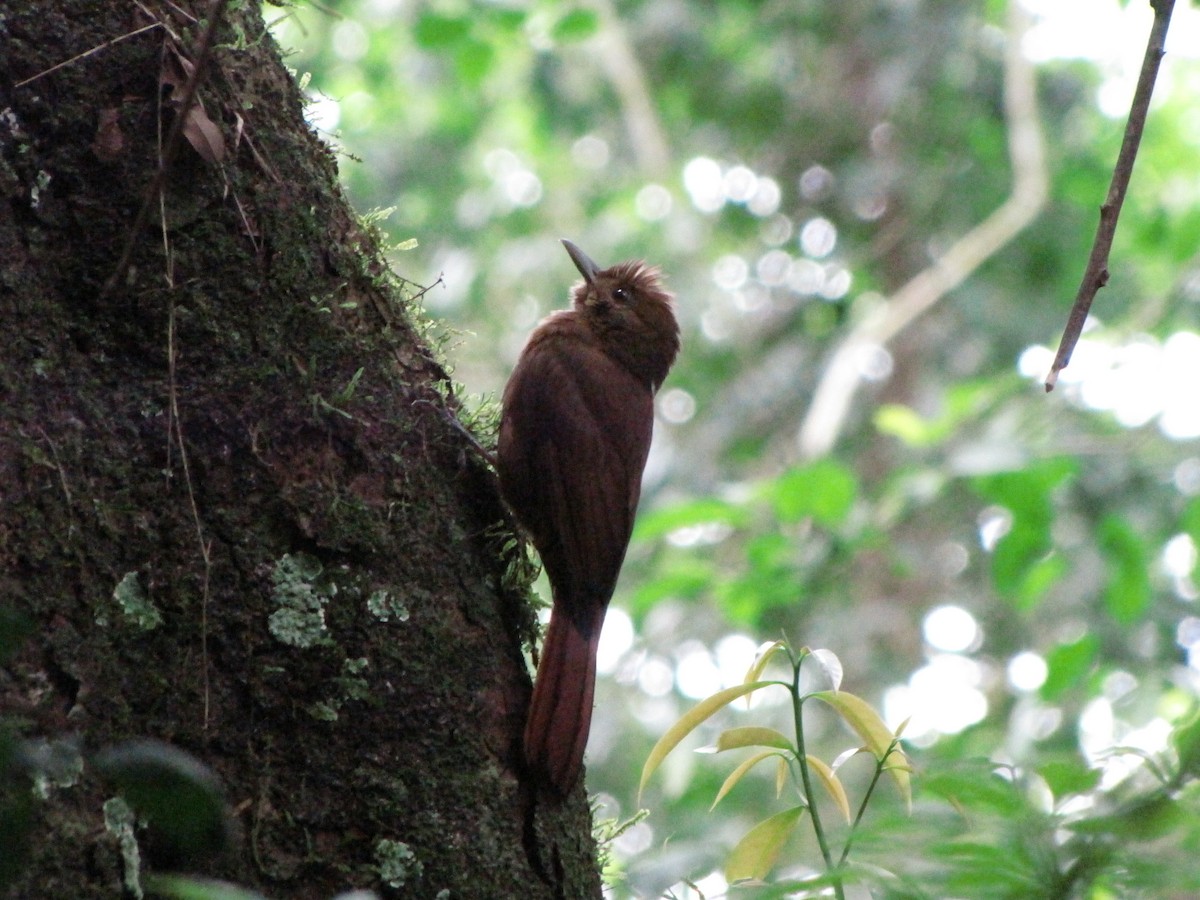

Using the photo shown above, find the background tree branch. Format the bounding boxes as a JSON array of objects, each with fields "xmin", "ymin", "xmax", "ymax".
[{"xmin": 798, "ymin": 1, "xmax": 1047, "ymax": 458}]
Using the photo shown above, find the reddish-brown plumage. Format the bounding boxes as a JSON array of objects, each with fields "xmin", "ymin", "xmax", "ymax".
[{"xmin": 498, "ymin": 240, "xmax": 680, "ymax": 795}]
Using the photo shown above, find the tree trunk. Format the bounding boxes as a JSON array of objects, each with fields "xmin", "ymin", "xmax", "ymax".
[{"xmin": 0, "ymin": 2, "xmax": 601, "ymax": 896}]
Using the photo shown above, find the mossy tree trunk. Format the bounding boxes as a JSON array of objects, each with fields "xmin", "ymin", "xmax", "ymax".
[{"xmin": 0, "ymin": 2, "xmax": 601, "ymax": 896}]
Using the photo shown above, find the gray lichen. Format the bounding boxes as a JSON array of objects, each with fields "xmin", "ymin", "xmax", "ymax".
[
  {"xmin": 268, "ymin": 553, "xmax": 334, "ymax": 648},
  {"xmin": 97, "ymin": 571, "xmax": 162, "ymax": 630}
]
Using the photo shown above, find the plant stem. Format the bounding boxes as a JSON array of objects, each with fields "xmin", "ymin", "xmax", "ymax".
[
  {"xmin": 791, "ymin": 655, "xmax": 845, "ymax": 900},
  {"xmin": 838, "ymin": 739, "xmax": 893, "ymax": 867}
]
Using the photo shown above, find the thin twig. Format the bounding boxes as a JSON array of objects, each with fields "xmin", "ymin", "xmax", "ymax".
[
  {"xmin": 1045, "ymin": 0, "xmax": 1175, "ymax": 391},
  {"xmin": 167, "ymin": 297, "xmax": 216, "ymax": 729},
  {"xmin": 147, "ymin": 8, "xmax": 218, "ymax": 730},
  {"xmin": 13, "ymin": 22, "xmax": 162, "ymax": 88},
  {"xmin": 33, "ymin": 427, "xmax": 77, "ymax": 539},
  {"xmin": 135, "ymin": 0, "xmax": 185, "ymax": 43},
  {"xmin": 838, "ymin": 735, "xmax": 904, "ymax": 867},
  {"xmin": 798, "ymin": 2, "xmax": 1045, "ymax": 458},
  {"xmin": 101, "ymin": 0, "xmax": 229, "ymax": 299}
]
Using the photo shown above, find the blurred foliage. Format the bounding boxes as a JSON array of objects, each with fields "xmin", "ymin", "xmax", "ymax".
[
  {"xmin": 271, "ymin": 0, "xmax": 1200, "ymax": 895},
  {"xmin": 95, "ymin": 739, "xmax": 229, "ymax": 867}
]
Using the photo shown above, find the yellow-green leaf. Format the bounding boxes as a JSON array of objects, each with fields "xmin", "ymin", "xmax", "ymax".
[
  {"xmin": 745, "ymin": 640, "xmax": 787, "ymax": 687},
  {"xmin": 806, "ymin": 754, "xmax": 851, "ymax": 824},
  {"xmin": 640, "ymin": 681, "xmax": 780, "ymax": 799},
  {"xmin": 775, "ymin": 756, "xmax": 789, "ymax": 797},
  {"xmin": 715, "ymin": 726, "xmax": 793, "ymax": 752},
  {"xmin": 725, "ymin": 806, "xmax": 805, "ymax": 883},
  {"xmin": 811, "ymin": 690, "xmax": 911, "ymax": 810},
  {"xmin": 711, "ymin": 750, "xmax": 784, "ymax": 810}
]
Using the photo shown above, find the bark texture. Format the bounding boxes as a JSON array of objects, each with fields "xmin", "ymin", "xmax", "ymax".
[{"xmin": 0, "ymin": 1, "xmax": 601, "ymax": 896}]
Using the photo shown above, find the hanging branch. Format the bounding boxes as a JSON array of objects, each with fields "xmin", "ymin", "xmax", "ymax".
[{"xmin": 1045, "ymin": 0, "xmax": 1175, "ymax": 392}]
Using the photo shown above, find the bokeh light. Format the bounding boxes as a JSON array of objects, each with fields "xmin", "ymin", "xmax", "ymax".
[
  {"xmin": 1007, "ymin": 651, "xmax": 1048, "ymax": 692},
  {"xmin": 923, "ymin": 605, "xmax": 981, "ymax": 653}
]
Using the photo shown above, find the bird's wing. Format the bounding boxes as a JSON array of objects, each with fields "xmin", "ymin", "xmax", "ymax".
[{"xmin": 498, "ymin": 335, "xmax": 653, "ymax": 634}]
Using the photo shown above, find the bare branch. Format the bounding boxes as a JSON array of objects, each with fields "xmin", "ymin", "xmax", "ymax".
[
  {"xmin": 1045, "ymin": 0, "xmax": 1175, "ymax": 391},
  {"xmin": 798, "ymin": 1, "xmax": 1046, "ymax": 459}
]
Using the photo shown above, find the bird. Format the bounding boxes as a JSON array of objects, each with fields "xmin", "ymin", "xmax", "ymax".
[{"xmin": 497, "ymin": 239, "xmax": 680, "ymax": 796}]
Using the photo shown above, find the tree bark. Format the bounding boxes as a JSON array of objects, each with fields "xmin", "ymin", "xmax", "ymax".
[{"xmin": 0, "ymin": 1, "xmax": 601, "ymax": 896}]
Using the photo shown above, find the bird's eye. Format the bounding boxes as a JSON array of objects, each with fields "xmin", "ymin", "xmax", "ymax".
[{"xmin": 612, "ymin": 287, "xmax": 631, "ymax": 303}]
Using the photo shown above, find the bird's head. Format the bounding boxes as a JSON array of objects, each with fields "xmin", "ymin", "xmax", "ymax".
[{"xmin": 562, "ymin": 239, "xmax": 680, "ymax": 390}]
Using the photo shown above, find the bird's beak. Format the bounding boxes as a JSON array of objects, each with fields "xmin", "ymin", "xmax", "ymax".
[{"xmin": 561, "ymin": 239, "xmax": 601, "ymax": 285}]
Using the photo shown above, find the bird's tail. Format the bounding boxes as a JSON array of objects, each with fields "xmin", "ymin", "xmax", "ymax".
[{"xmin": 524, "ymin": 610, "xmax": 601, "ymax": 796}]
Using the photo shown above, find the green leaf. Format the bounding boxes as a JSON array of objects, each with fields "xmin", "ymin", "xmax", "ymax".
[
  {"xmin": 725, "ymin": 806, "xmax": 805, "ymax": 883},
  {"xmin": 628, "ymin": 561, "xmax": 714, "ymax": 615},
  {"xmin": 1097, "ymin": 515, "xmax": 1152, "ymax": 624},
  {"xmin": 875, "ymin": 380, "xmax": 1004, "ymax": 448},
  {"xmin": 1171, "ymin": 709, "xmax": 1200, "ymax": 780},
  {"xmin": 711, "ymin": 749, "xmax": 785, "ymax": 810},
  {"xmin": 874, "ymin": 404, "xmax": 934, "ymax": 447},
  {"xmin": 930, "ymin": 840, "xmax": 1042, "ymax": 892},
  {"xmin": 806, "ymin": 754, "xmax": 851, "ymax": 824},
  {"xmin": 632, "ymin": 497, "xmax": 747, "ymax": 541},
  {"xmin": 923, "ymin": 766, "xmax": 1026, "ymax": 815},
  {"xmin": 715, "ymin": 726, "xmax": 793, "ymax": 752},
  {"xmin": 486, "ymin": 8, "xmax": 526, "ymax": 32},
  {"xmin": 1037, "ymin": 758, "xmax": 1101, "ymax": 798},
  {"xmin": 640, "ymin": 681, "xmax": 782, "ymax": 799},
  {"xmin": 552, "ymin": 8, "xmax": 600, "ymax": 42},
  {"xmin": 811, "ymin": 690, "xmax": 911, "ymax": 810},
  {"xmin": 1069, "ymin": 792, "xmax": 1181, "ymax": 841},
  {"xmin": 1180, "ymin": 498, "xmax": 1200, "ymax": 569},
  {"xmin": 455, "ymin": 38, "xmax": 495, "ymax": 87},
  {"xmin": 768, "ymin": 459, "xmax": 858, "ymax": 527},
  {"xmin": 1015, "ymin": 552, "xmax": 1068, "ymax": 609},
  {"xmin": 973, "ymin": 458, "xmax": 1076, "ymax": 608},
  {"xmin": 716, "ymin": 533, "xmax": 807, "ymax": 625},
  {"xmin": 144, "ymin": 875, "xmax": 269, "ymax": 900},
  {"xmin": 413, "ymin": 13, "xmax": 470, "ymax": 49},
  {"xmin": 95, "ymin": 740, "xmax": 228, "ymax": 862},
  {"xmin": 1039, "ymin": 633, "xmax": 1098, "ymax": 701}
]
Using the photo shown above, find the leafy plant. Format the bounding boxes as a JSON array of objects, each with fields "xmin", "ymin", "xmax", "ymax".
[{"xmin": 640, "ymin": 640, "xmax": 910, "ymax": 897}]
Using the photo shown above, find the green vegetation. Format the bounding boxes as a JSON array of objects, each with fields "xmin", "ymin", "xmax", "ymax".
[{"xmin": 270, "ymin": 0, "xmax": 1200, "ymax": 895}]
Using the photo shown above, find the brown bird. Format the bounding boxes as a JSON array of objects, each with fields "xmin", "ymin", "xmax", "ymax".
[{"xmin": 498, "ymin": 239, "xmax": 680, "ymax": 796}]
